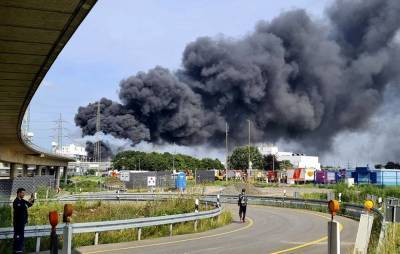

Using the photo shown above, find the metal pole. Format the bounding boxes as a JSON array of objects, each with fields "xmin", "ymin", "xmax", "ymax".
[
  {"xmin": 272, "ymin": 154, "xmax": 275, "ymax": 172},
  {"xmin": 226, "ymin": 122, "xmax": 228, "ymax": 182},
  {"xmin": 247, "ymin": 120, "xmax": 251, "ymax": 178},
  {"xmin": 172, "ymin": 142, "xmax": 175, "ymax": 171}
]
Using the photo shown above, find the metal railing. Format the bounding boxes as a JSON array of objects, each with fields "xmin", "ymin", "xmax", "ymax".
[
  {"xmin": 0, "ymin": 194, "xmax": 221, "ymax": 240},
  {"xmin": 0, "ymin": 193, "xmax": 385, "ymax": 253}
]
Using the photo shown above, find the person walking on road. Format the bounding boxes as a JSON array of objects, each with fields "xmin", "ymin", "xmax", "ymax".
[
  {"xmin": 13, "ymin": 188, "xmax": 35, "ymax": 254},
  {"xmin": 238, "ymin": 188, "xmax": 248, "ymax": 223}
]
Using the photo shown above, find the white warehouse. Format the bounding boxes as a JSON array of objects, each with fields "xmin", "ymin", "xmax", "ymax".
[{"xmin": 258, "ymin": 144, "xmax": 321, "ymax": 170}]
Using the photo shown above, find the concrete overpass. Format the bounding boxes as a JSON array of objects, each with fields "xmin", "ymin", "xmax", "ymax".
[{"xmin": 0, "ymin": 0, "xmax": 97, "ymax": 190}]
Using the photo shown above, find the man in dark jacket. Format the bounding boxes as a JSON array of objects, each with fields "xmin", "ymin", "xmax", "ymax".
[
  {"xmin": 238, "ymin": 188, "xmax": 248, "ymax": 223},
  {"xmin": 13, "ymin": 188, "xmax": 34, "ymax": 254}
]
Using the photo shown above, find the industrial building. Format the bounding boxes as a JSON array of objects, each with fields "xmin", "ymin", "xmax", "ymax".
[
  {"xmin": 258, "ymin": 144, "xmax": 321, "ymax": 170},
  {"xmin": 52, "ymin": 143, "xmax": 88, "ymax": 161}
]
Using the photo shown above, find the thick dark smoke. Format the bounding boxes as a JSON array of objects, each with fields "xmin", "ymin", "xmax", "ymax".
[
  {"xmin": 75, "ymin": 0, "xmax": 400, "ymax": 153},
  {"xmin": 85, "ymin": 141, "xmax": 114, "ymax": 161}
]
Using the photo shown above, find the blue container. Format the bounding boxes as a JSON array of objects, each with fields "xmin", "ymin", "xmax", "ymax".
[
  {"xmin": 375, "ymin": 169, "xmax": 400, "ymax": 186},
  {"xmin": 351, "ymin": 172, "xmax": 359, "ymax": 183},
  {"xmin": 356, "ymin": 167, "xmax": 369, "ymax": 174},
  {"xmin": 370, "ymin": 172, "xmax": 377, "ymax": 184},
  {"xmin": 175, "ymin": 172, "xmax": 186, "ymax": 191}
]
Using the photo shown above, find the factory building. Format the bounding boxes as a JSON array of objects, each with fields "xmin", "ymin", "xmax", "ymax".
[{"xmin": 258, "ymin": 144, "xmax": 321, "ymax": 170}]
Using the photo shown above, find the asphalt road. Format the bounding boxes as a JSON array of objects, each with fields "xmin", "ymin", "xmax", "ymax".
[{"xmin": 76, "ymin": 205, "xmax": 358, "ymax": 254}]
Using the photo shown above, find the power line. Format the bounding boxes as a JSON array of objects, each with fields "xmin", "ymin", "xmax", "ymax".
[{"xmin": 50, "ymin": 113, "xmax": 69, "ymax": 155}]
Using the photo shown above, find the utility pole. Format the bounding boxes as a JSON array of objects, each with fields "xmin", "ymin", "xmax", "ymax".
[
  {"xmin": 51, "ymin": 114, "xmax": 68, "ymax": 155},
  {"xmin": 22, "ymin": 106, "xmax": 34, "ymax": 142},
  {"xmin": 247, "ymin": 119, "xmax": 251, "ymax": 178},
  {"xmin": 94, "ymin": 101, "xmax": 102, "ymax": 176},
  {"xmin": 172, "ymin": 142, "xmax": 175, "ymax": 172},
  {"xmin": 225, "ymin": 122, "xmax": 229, "ymax": 182},
  {"xmin": 272, "ymin": 153, "xmax": 275, "ymax": 172}
]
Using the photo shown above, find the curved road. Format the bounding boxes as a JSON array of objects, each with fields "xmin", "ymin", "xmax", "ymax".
[{"xmin": 76, "ymin": 205, "xmax": 358, "ymax": 254}]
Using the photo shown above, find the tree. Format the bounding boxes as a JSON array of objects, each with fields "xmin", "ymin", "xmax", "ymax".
[
  {"xmin": 279, "ymin": 160, "xmax": 293, "ymax": 171},
  {"xmin": 263, "ymin": 155, "xmax": 280, "ymax": 171},
  {"xmin": 112, "ymin": 150, "xmax": 223, "ymax": 171},
  {"xmin": 228, "ymin": 146, "xmax": 263, "ymax": 170},
  {"xmin": 384, "ymin": 162, "xmax": 400, "ymax": 169}
]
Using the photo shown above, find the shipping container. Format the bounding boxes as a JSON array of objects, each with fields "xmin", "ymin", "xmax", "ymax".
[
  {"xmin": 375, "ymin": 169, "xmax": 400, "ymax": 186},
  {"xmin": 315, "ymin": 170, "xmax": 338, "ymax": 184}
]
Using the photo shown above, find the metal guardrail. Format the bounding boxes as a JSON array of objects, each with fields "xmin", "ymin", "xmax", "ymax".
[
  {"xmin": 0, "ymin": 192, "xmax": 385, "ymax": 252},
  {"xmin": 0, "ymin": 194, "xmax": 221, "ymax": 240}
]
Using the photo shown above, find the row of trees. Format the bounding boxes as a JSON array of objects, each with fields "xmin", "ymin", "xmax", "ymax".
[
  {"xmin": 112, "ymin": 151, "xmax": 224, "ymax": 171},
  {"xmin": 375, "ymin": 162, "xmax": 400, "ymax": 169},
  {"xmin": 112, "ymin": 146, "xmax": 293, "ymax": 172},
  {"xmin": 227, "ymin": 146, "xmax": 293, "ymax": 170}
]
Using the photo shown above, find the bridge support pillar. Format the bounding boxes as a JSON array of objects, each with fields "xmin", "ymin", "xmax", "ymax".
[
  {"xmin": 10, "ymin": 163, "xmax": 18, "ymax": 179},
  {"xmin": 36, "ymin": 165, "xmax": 42, "ymax": 176},
  {"xmin": 45, "ymin": 166, "xmax": 50, "ymax": 175},
  {"xmin": 55, "ymin": 167, "xmax": 61, "ymax": 189},
  {"xmin": 63, "ymin": 166, "xmax": 68, "ymax": 185},
  {"xmin": 22, "ymin": 164, "xmax": 28, "ymax": 177}
]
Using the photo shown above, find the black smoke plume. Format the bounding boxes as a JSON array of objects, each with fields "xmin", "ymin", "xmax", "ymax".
[
  {"xmin": 85, "ymin": 141, "xmax": 114, "ymax": 161},
  {"xmin": 75, "ymin": 0, "xmax": 400, "ymax": 153}
]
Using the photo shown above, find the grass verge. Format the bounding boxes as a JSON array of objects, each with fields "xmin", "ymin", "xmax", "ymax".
[{"xmin": 0, "ymin": 199, "xmax": 231, "ymax": 253}]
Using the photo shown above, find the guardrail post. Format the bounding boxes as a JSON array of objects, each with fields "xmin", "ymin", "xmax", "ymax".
[
  {"xmin": 94, "ymin": 232, "xmax": 99, "ymax": 245},
  {"xmin": 35, "ymin": 236, "xmax": 41, "ymax": 253},
  {"xmin": 62, "ymin": 224, "xmax": 73, "ymax": 254},
  {"xmin": 194, "ymin": 220, "xmax": 198, "ymax": 232},
  {"xmin": 354, "ymin": 213, "xmax": 374, "ymax": 254},
  {"xmin": 169, "ymin": 224, "xmax": 173, "ymax": 237},
  {"xmin": 195, "ymin": 199, "xmax": 199, "ymax": 213},
  {"xmin": 328, "ymin": 220, "xmax": 340, "ymax": 254},
  {"xmin": 138, "ymin": 228, "xmax": 142, "ymax": 241}
]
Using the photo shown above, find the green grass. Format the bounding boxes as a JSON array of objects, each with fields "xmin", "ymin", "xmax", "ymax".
[
  {"xmin": 0, "ymin": 198, "xmax": 230, "ymax": 253},
  {"xmin": 376, "ymin": 223, "xmax": 400, "ymax": 254},
  {"xmin": 69, "ymin": 176, "xmax": 104, "ymax": 183},
  {"xmin": 332, "ymin": 182, "xmax": 400, "ymax": 204},
  {"xmin": 301, "ymin": 192, "xmax": 328, "ymax": 200}
]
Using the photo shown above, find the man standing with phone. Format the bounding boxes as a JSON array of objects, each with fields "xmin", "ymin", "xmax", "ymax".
[{"xmin": 13, "ymin": 188, "xmax": 35, "ymax": 254}]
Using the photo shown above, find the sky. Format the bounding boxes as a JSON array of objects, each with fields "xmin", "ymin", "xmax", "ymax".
[
  {"xmin": 31, "ymin": 0, "xmax": 396, "ymax": 167},
  {"xmin": 29, "ymin": 0, "xmax": 331, "ymax": 147}
]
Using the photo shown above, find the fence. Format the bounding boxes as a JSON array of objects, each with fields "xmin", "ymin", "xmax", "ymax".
[{"xmin": 0, "ymin": 175, "xmax": 55, "ymax": 199}]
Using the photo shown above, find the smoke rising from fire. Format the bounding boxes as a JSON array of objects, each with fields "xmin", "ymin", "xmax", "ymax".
[{"xmin": 75, "ymin": 0, "xmax": 400, "ymax": 155}]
